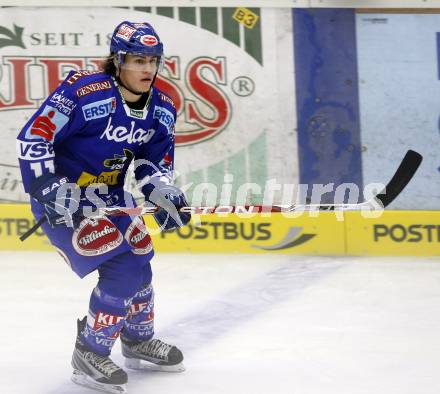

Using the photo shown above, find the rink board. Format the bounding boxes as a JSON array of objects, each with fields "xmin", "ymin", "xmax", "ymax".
[
  {"xmin": 152, "ymin": 211, "xmax": 346, "ymax": 254},
  {"xmin": 0, "ymin": 204, "xmax": 438, "ymax": 256},
  {"xmin": 0, "ymin": 204, "xmax": 345, "ymax": 254},
  {"xmin": 345, "ymin": 211, "xmax": 440, "ymax": 256}
]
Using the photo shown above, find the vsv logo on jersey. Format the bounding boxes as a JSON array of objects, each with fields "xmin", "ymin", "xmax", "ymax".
[
  {"xmin": 153, "ymin": 105, "xmax": 174, "ymax": 135},
  {"xmin": 16, "ymin": 140, "xmax": 54, "ymax": 160},
  {"xmin": 103, "ymin": 149, "xmax": 134, "ymax": 170},
  {"xmin": 100, "ymin": 117, "xmax": 156, "ymax": 145},
  {"xmin": 26, "ymin": 105, "xmax": 69, "ymax": 142},
  {"xmin": 82, "ymin": 97, "xmax": 116, "ymax": 121}
]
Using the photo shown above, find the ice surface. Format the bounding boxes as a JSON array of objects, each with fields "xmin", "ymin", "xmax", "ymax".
[{"xmin": 0, "ymin": 252, "xmax": 439, "ymax": 394}]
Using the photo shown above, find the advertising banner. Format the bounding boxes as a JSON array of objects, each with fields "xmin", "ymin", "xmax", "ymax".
[
  {"xmin": 2, "ymin": 203, "xmax": 438, "ymax": 255},
  {"xmin": 345, "ymin": 211, "xmax": 440, "ymax": 256},
  {"xmin": 0, "ymin": 203, "xmax": 346, "ymax": 254},
  {"xmin": 154, "ymin": 211, "xmax": 346, "ymax": 254},
  {"xmin": 0, "ymin": 6, "xmax": 297, "ymax": 205}
]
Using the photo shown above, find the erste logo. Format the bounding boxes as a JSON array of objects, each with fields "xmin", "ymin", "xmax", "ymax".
[
  {"xmin": 82, "ymin": 97, "xmax": 116, "ymax": 121},
  {"xmin": 153, "ymin": 105, "xmax": 174, "ymax": 134}
]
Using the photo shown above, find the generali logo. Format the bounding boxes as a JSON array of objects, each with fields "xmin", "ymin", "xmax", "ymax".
[{"xmin": 0, "ymin": 55, "xmax": 232, "ymax": 146}]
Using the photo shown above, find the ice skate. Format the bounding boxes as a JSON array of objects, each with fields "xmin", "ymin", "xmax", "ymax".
[
  {"xmin": 121, "ymin": 336, "xmax": 185, "ymax": 372},
  {"xmin": 71, "ymin": 318, "xmax": 128, "ymax": 394}
]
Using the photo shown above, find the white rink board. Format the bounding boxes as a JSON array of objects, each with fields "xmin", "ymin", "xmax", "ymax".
[
  {"xmin": 1, "ymin": 252, "xmax": 440, "ymax": 394},
  {"xmin": 356, "ymin": 13, "xmax": 440, "ymax": 209}
]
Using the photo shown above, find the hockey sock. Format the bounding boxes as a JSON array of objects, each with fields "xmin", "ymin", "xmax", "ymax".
[
  {"xmin": 79, "ymin": 252, "xmax": 153, "ymax": 354},
  {"xmin": 80, "ymin": 285, "xmax": 131, "ymax": 356},
  {"xmin": 122, "ymin": 283, "xmax": 155, "ymax": 342}
]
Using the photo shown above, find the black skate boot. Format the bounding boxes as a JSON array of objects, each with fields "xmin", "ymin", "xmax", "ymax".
[
  {"xmin": 71, "ymin": 317, "xmax": 128, "ymax": 394},
  {"xmin": 121, "ymin": 336, "xmax": 185, "ymax": 372}
]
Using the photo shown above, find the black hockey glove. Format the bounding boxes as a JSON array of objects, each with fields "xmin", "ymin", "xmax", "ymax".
[
  {"xmin": 145, "ymin": 180, "xmax": 191, "ymax": 231},
  {"xmin": 30, "ymin": 173, "xmax": 82, "ymax": 228}
]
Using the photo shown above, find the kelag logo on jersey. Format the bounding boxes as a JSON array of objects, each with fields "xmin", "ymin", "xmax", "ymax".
[
  {"xmin": 82, "ymin": 97, "xmax": 116, "ymax": 121},
  {"xmin": 100, "ymin": 118, "xmax": 156, "ymax": 145},
  {"xmin": 153, "ymin": 105, "xmax": 174, "ymax": 134}
]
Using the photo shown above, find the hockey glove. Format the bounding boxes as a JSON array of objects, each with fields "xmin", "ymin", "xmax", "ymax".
[
  {"xmin": 145, "ymin": 181, "xmax": 191, "ymax": 231},
  {"xmin": 30, "ymin": 173, "xmax": 82, "ymax": 228}
]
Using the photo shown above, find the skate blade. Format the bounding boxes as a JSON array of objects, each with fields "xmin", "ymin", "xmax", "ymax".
[
  {"xmin": 124, "ymin": 357, "xmax": 185, "ymax": 373},
  {"xmin": 71, "ymin": 370, "xmax": 127, "ymax": 394}
]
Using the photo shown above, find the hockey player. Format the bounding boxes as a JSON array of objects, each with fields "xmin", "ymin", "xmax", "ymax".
[{"xmin": 16, "ymin": 21, "xmax": 191, "ymax": 394}]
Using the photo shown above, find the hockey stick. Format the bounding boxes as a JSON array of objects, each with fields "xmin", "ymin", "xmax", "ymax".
[
  {"xmin": 99, "ymin": 149, "xmax": 422, "ymax": 216},
  {"xmin": 20, "ymin": 216, "xmax": 46, "ymax": 241},
  {"xmin": 19, "ymin": 150, "xmax": 422, "ymax": 241}
]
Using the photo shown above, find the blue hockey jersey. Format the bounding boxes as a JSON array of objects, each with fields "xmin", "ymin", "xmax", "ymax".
[
  {"xmin": 17, "ymin": 70, "xmax": 176, "ymax": 197},
  {"xmin": 16, "ymin": 70, "xmax": 177, "ymax": 277}
]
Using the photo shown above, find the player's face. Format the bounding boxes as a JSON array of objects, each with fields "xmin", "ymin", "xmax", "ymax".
[{"xmin": 119, "ymin": 54, "xmax": 159, "ymax": 94}]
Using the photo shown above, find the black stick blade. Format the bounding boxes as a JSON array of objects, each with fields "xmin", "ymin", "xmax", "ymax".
[{"xmin": 375, "ymin": 150, "xmax": 423, "ymax": 208}]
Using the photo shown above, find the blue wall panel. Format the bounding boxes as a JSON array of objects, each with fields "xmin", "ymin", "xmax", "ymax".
[
  {"xmin": 293, "ymin": 9, "xmax": 363, "ymax": 203},
  {"xmin": 437, "ymin": 32, "xmax": 440, "ymax": 81}
]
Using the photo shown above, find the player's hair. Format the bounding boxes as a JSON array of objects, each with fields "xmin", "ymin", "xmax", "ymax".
[{"xmin": 102, "ymin": 55, "xmax": 117, "ymax": 76}]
